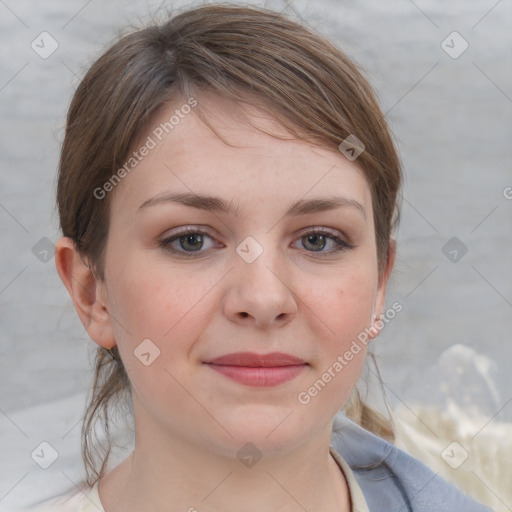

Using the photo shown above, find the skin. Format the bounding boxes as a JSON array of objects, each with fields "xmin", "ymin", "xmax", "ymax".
[{"xmin": 55, "ymin": 93, "xmax": 395, "ymax": 512}]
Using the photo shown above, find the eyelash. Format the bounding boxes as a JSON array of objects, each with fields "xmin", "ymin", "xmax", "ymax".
[{"xmin": 158, "ymin": 227, "xmax": 354, "ymax": 258}]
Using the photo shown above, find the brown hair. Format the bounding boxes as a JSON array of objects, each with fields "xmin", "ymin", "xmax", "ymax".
[{"xmin": 56, "ymin": 4, "xmax": 401, "ymax": 487}]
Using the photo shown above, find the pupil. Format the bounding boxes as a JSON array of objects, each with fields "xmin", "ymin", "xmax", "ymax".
[
  {"xmin": 306, "ymin": 234, "xmax": 326, "ymax": 251},
  {"xmin": 181, "ymin": 233, "xmax": 203, "ymax": 251}
]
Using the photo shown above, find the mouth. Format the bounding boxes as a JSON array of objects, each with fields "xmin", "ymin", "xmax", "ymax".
[
  {"xmin": 205, "ymin": 352, "xmax": 306, "ymax": 367},
  {"xmin": 203, "ymin": 352, "xmax": 308, "ymax": 387}
]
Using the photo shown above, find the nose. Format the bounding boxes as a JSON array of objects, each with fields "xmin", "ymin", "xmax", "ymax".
[{"xmin": 222, "ymin": 242, "xmax": 298, "ymax": 329}]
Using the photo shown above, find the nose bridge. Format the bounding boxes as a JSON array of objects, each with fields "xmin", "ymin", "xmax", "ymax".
[
  {"xmin": 236, "ymin": 233, "xmax": 288, "ymax": 293},
  {"xmin": 223, "ymin": 232, "xmax": 297, "ymax": 326}
]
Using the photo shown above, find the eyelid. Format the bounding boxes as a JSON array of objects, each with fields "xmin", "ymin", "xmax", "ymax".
[
  {"xmin": 159, "ymin": 226, "xmax": 221, "ymax": 244},
  {"xmin": 296, "ymin": 225, "xmax": 341, "ymax": 239}
]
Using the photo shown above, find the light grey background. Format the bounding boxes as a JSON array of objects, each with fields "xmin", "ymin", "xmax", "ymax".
[{"xmin": 1, "ymin": 0, "xmax": 511, "ymax": 508}]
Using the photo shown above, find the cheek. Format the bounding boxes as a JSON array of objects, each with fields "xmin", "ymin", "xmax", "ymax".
[
  {"xmin": 303, "ymin": 263, "xmax": 377, "ymax": 403},
  {"xmin": 297, "ymin": 272, "xmax": 376, "ymax": 418},
  {"xmin": 106, "ymin": 261, "xmax": 213, "ymax": 364},
  {"xmin": 311, "ymin": 267, "xmax": 376, "ymax": 346},
  {"xmin": 105, "ymin": 264, "xmax": 215, "ymax": 414}
]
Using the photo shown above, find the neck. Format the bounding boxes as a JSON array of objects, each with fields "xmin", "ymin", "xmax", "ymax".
[{"xmin": 98, "ymin": 416, "xmax": 351, "ymax": 512}]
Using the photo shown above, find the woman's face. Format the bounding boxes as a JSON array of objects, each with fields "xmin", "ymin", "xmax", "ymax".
[{"xmin": 95, "ymin": 94, "xmax": 392, "ymax": 457}]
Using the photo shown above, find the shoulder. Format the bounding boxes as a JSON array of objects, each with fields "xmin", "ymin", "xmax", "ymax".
[{"xmin": 330, "ymin": 414, "xmax": 493, "ymax": 512}]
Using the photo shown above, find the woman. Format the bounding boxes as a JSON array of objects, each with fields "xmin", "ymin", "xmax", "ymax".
[{"xmin": 30, "ymin": 4, "xmax": 491, "ymax": 511}]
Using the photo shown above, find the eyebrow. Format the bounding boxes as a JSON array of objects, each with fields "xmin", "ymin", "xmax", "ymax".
[{"xmin": 137, "ymin": 192, "xmax": 366, "ymax": 220}]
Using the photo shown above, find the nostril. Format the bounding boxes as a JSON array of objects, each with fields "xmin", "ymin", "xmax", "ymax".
[{"xmin": 240, "ymin": 312, "xmax": 249, "ymax": 318}]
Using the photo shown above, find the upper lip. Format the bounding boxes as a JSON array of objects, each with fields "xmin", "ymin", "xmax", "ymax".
[{"xmin": 205, "ymin": 352, "xmax": 306, "ymax": 367}]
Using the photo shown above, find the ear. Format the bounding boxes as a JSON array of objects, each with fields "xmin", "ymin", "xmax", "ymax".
[
  {"xmin": 368, "ymin": 238, "xmax": 396, "ymax": 340},
  {"xmin": 54, "ymin": 236, "xmax": 116, "ymax": 349}
]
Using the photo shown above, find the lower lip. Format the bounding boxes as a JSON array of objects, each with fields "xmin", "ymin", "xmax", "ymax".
[{"xmin": 205, "ymin": 364, "xmax": 307, "ymax": 387}]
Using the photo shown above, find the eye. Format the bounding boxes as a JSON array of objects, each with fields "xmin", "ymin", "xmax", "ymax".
[
  {"xmin": 159, "ymin": 226, "xmax": 354, "ymax": 258},
  {"xmin": 159, "ymin": 228, "xmax": 218, "ymax": 257},
  {"xmin": 293, "ymin": 228, "xmax": 354, "ymax": 256}
]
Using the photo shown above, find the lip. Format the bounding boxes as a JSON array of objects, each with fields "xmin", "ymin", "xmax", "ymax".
[
  {"xmin": 206, "ymin": 352, "xmax": 306, "ymax": 367},
  {"xmin": 204, "ymin": 352, "xmax": 308, "ymax": 387}
]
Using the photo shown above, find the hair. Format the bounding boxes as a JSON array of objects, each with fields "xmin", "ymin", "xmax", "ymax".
[{"xmin": 56, "ymin": 3, "xmax": 402, "ymax": 487}]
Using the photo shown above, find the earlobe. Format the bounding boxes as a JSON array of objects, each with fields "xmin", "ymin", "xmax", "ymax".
[
  {"xmin": 54, "ymin": 236, "xmax": 116, "ymax": 349},
  {"xmin": 368, "ymin": 313, "xmax": 384, "ymax": 340}
]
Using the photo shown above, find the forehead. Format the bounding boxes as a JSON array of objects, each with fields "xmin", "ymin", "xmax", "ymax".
[{"xmin": 109, "ymin": 94, "xmax": 373, "ymax": 221}]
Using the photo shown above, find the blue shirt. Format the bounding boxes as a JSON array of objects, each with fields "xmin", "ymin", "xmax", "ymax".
[{"xmin": 330, "ymin": 414, "xmax": 493, "ymax": 511}]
